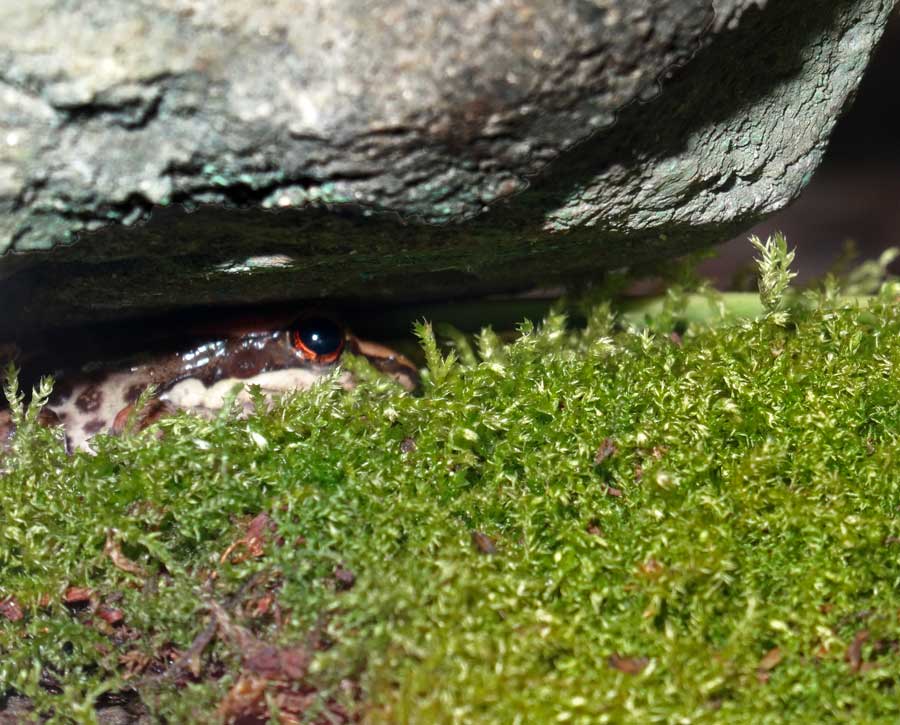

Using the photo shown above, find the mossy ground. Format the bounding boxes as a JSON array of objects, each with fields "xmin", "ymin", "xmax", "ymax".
[{"xmin": 2, "ymin": 241, "xmax": 900, "ymax": 723}]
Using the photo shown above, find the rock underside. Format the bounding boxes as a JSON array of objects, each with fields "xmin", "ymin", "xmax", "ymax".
[{"xmin": 0, "ymin": 0, "xmax": 896, "ymax": 335}]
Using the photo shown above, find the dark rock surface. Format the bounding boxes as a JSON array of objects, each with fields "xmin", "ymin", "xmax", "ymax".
[{"xmin": 0, "ymin": 0, "xmax": 895, "ymax": 334}]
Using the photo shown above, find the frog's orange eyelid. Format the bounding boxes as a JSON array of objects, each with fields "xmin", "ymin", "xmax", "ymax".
[
  {"xmin": 291, "ymin": 333, "xmax": 344, "ymax": 364},
  {"xmin": 290, "ymin": 317, "xmax": 346, "ymax": 364}
]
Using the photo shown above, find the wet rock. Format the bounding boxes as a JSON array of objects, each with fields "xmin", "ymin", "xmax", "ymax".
[{"xmin": 0, "ymin": 0, "xmax": 895, "ymax": 333}]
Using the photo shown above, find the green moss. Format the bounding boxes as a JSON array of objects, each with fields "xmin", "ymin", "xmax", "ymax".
[{"xmin": 2, "ymin": 240, "xmax": 900, "ymax": 722}]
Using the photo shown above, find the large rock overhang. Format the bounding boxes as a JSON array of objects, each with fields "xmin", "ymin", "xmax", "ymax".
[{"xmin": 0, "ymin": 0, "xmax": 895, "ymax": 335}]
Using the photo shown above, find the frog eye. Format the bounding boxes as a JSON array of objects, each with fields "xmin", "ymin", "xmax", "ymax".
[{"xmin": 290, "ymin": 316, "xmax": 346, "ymax": 364}]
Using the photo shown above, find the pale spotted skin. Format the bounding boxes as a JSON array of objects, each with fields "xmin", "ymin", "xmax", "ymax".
[{"xmin": 2, "ymin": 321, "xmax": 418, "ymax": 453}]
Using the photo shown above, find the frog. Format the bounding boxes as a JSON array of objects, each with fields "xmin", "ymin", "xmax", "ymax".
[{"xmin": 0, "ymin": 313, "xmax": 418, "ymax": 453}]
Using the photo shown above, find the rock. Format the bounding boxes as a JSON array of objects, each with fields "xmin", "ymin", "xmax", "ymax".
[{"xmin": 0, "ymin": 0, "xmax": 895, "ymax": 334}]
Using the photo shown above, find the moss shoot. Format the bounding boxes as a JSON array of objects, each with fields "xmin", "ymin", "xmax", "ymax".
[{"xmin": 2, "ymin": 237, "xmax": 900, "ymax": 723}]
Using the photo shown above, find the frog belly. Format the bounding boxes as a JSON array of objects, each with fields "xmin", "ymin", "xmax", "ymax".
[
  {"xmin": 48, "ymin": 367, "xmax": 349, "ymax": 452},
  {"xmin": 161, "ymin": 368, "xmax": 351, "ymax": 413}
]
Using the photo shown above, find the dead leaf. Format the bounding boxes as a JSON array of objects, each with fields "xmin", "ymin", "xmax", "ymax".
[
  {"xmin": 218, "ymin": 676, "xmax": 329, "ymax": 725},
  {"xmin": 594, "ymin": 437, "xmax": 618, "ymax": 465},
  {"xmin": 178, "ymin": 618, "xmax": 219, "ymax": 679},
  {"xmin": 220, "ymin": 512, "xmax": 277, "ymax": 564},
  {"xmin": 97, "ymin": 605, "xmax": 125, "ymax": 627},
  {"xmin": 0, "ymin": 595, "xmax": 23, "ymax": 622},
  {"xmin": 245, "ymin": 513, "xmax": 275, "ymax": 551},
  {"xmin": 608, "ymin": 654, "xmax": 649, "ymax": 675},
  {"xmin": 209, "ymin": 600, "xmax": 311, "ymax": 682},
  {"xmin": 846, "ymin": 629, "xmax": 869, "ymax": 673},
  {"xmin": 249, "ymin": 593, "xmax": 276, "ymax": 618},
  {"xmin": 217, "ymin": 676, "xmax": 269, "ymax": 723},
  {"xmin": 758, "ymin": 646, "xmax": 782, "ymax": 672},
  {"xmin": 63, "ymin": 587, "xmax": 93, "ymax": 609},
  {"xmin": 105, "ymin": 530, "xmax": 148, "ymax": 577},
  {"xmin": 120, "ymin": 650, "xmax": 153, "ymax": 679},
  {"xmin": 471, "ymin": 531, "xmax": 497, "ymax": 555},
  {"xmin": 606, "ymin": 486, "xmax": 623, "ymax": 498},
  {"xmin": 245, "ymin": 643, "xmax": 310, "ymax": 681},
  {"xmin": 638, "ymin": 558, "xmax": 664, "ymax": 578},
  {"xmin": 218, "ymin": 673, "xmax": 357, "ymax": 723},
  {"xmin": 333, "ymin": 566, "xmax": 356, "ymax": 591}
]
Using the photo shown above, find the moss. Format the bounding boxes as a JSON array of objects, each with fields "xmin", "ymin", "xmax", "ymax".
[{"xmin": 2, "ymin": 239, "xmax": 900, "ymax": 723}]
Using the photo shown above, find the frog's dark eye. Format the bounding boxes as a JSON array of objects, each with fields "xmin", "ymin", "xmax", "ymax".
[{"xmin": 290, "ymin": 316, "xmax": 345, "ymax": 364}]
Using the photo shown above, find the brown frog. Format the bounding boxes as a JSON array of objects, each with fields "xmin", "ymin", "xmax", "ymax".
[{"xmin": 0, "ymin": 313, "xmax": 418, "ymax": 452}]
